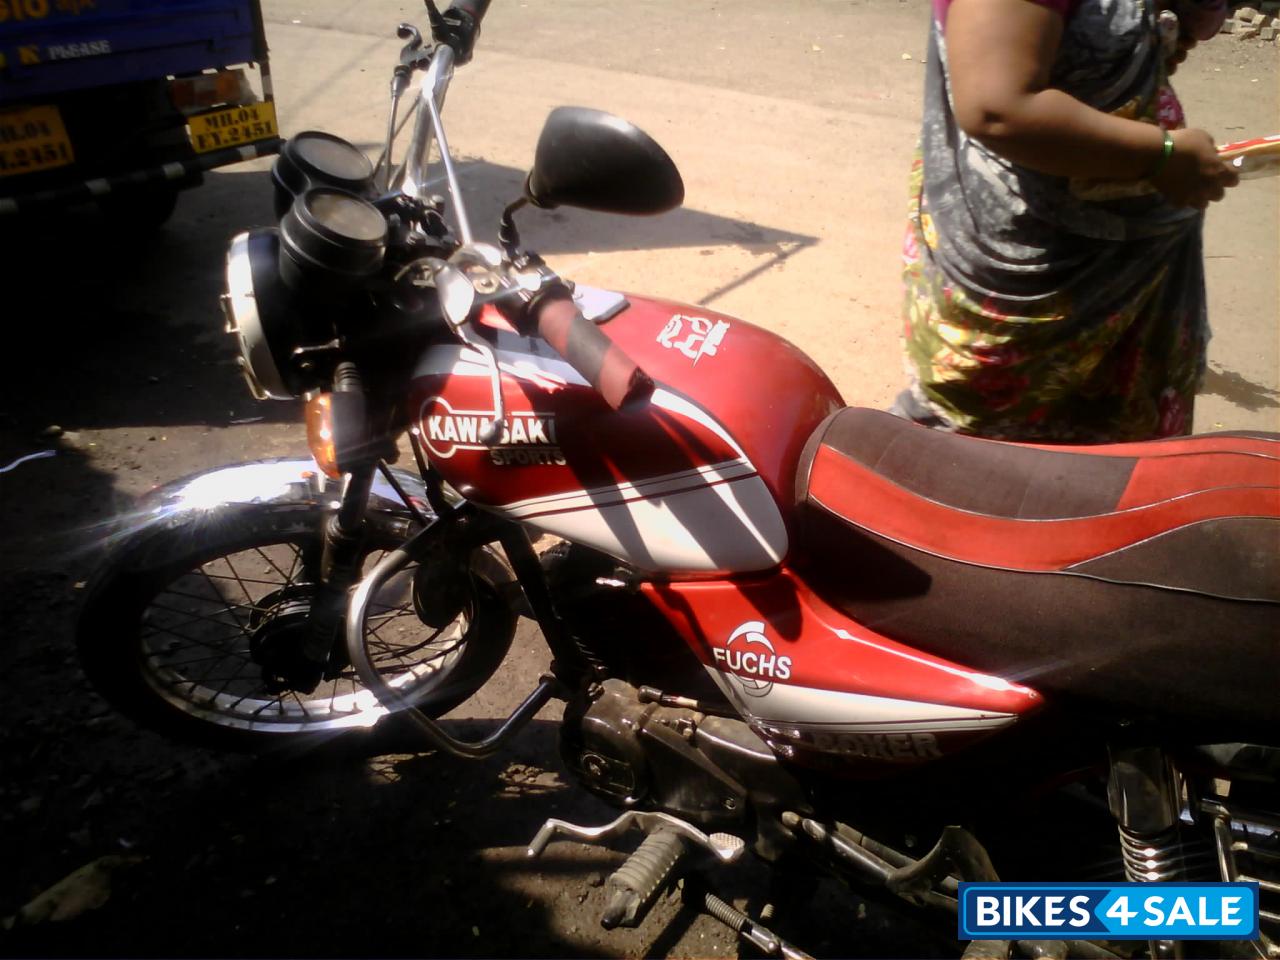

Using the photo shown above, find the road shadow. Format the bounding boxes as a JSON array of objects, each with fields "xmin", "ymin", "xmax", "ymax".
[
  {"xmin": 1, "ymin": 175, "xmax": 298, "ymax": 438},
  {"xmin": 0, "ymin": 706, "xmax": 943, "ymax": 959},
  {"xmin": 1201, "ymin": 364, "xmax": 1280, "ymax": 413},
  {"xmin": 442, "ymin": 156, "xmax": 818, "ymax": 308},
  {"xmin": 1, "ymin": 156, "xmax": 814, "ymax": 440}
]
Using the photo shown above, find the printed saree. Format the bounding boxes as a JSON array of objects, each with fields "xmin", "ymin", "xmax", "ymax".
[{"xmin": 900, "ymin": 0, "xmax": 1206, "ymax": 441}]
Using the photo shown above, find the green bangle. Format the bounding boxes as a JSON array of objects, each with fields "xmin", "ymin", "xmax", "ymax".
[{"xmin": 1151, "ymin": 129, "xmax": 1175, "ymax": 178}]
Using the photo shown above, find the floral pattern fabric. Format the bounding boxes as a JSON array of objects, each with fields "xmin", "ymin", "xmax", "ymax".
[{"xmin": 900, "ymin": 0, "xmax": 1206, "ymax": 441}]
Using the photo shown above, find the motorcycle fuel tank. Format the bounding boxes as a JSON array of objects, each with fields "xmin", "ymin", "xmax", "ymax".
[{"xmin": 408, "ymin": 292, "xmax": 843, "ymax": 575}]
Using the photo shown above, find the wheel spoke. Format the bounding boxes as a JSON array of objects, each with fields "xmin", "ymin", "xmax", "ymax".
[
  {"xmin": 155, "ymin": 651, "xmax": 254, "ymax": 670},
  {"xmin": 378, "ymin": 622, "xmax": 447, "ymax": 655},
  {"xmin": 253, "ymin": 546, "xmax": 295, "ymax": 586},
  {"xmin": 249, "ymin": 696, "xmax": 286, "ymax": 718},
  {"xmin": 196, "ymin": 571, "xmax": 302, "ymax": 589},
  {"xmin": 366, "ymin": 604, "xmax": 415, "ymax": 622},
  {"xmin": 198, "ymin": 567, "xmax": 249, "ymax": 630},
  {"xmin": 131, "ymin": 533, "xmax": 484, "ymax": 732},
  {"xmin": 162, "ymin": 589, "xmax": 261, "ymax": 614},
  {"xmin": 220, "ymin": 554, "xmax": 256, "ymax": 607},
  {"xmin": 226, "ymin": 683, "xmax": 274, "ymax": 711},
  {"xmin": 148, "ymin": 601, "xmax": 248, "ymax": 632},
  {"xmin": 288, "ymin": 689, "xmax": 313, "ymax": 719},
  {"xmin": 190, "ymin": 646, "xmax": 251, "ymax": 690},
  {"xmin": 142, "ymin": 625, "xmax": 249, "ymax": 653},
  {"xmin": 284, "ymin": 545, "xmax": 303, "ymax": 588}
]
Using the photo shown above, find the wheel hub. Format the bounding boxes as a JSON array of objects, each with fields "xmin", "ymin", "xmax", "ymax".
[{"xmin": 249, "ymin": 587, "xmax": 322, "ymax": 693}]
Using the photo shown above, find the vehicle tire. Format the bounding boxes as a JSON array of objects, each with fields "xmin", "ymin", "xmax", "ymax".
[{"xmin": 76, "ymin": 501, "xmax": 516, "ymax": 750}]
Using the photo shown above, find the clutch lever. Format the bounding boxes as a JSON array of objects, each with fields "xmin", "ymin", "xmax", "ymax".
[
  {"xmin": 380, "ymin": 22, "xmax": 429, "ymax": 188},
  {"xmin": 397, "ymin": 22, "xmax": 423, "ymax": 60}
]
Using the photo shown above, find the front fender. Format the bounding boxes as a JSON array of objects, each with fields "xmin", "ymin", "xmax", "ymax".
[
  {"xmin": 99, "ymin": 459, "xmax": 436, "ymax": 550},
  {"xmin": 103, "ymin": 460, "xmax": 519, "ymax": 604},
  {"xmin": 143, "ymin": 458, "xmax": 432, "ymax": 517}
]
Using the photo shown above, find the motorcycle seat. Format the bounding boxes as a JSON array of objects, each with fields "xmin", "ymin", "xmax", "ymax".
[{"xmin": 793, "ymin": 407, "xmax": 1280, "ymax": 735}]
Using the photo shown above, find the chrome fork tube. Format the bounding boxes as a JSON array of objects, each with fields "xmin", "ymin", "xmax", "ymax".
[
  {"xmin": 403, "ymin": 47, "xmax": 451, "ymax": 196},
  {"xmin": 420, "ymin": 49, "xmax": 472, "ymax": 243},
  {"xmin": 402, "ymin": 44, "xmax": 474, "ymax": 243}
]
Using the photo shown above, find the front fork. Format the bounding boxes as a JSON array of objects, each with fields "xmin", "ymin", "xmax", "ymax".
[{"xmin": 295, "ymin": 462, "xmax": 379, "ymax": 689}]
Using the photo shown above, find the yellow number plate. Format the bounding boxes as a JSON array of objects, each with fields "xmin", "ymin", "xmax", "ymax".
[
  {"xmin": 187, "ymin": 101, "xmax": 278, "ymax": 155},
  {"xmin": 0, "ymin": 104, "xmax": 75, "ymax": 178}
]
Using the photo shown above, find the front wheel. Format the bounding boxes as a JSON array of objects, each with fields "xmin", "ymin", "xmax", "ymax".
[{"xmin": 77, "ymin": 502, "xmax": 516, "ymax": 750}]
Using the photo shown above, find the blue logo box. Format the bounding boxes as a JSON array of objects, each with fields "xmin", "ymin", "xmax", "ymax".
[{"xmin": 958, "ymin": 883, "xmax": 1260, "ymax": 941}]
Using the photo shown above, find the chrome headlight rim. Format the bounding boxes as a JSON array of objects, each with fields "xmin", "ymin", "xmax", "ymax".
[{"xmin": 223, "ymin": 229, "xmax": 301, "ymax": 401}]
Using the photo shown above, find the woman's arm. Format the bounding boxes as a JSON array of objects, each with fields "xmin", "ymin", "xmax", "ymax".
[{"xmin": 945, "ymin": 0, "xmax": 1238, "ymax": 207}]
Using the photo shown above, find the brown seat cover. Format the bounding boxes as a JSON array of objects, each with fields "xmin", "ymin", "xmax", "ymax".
[{"xmin": 793, "ymin": 408, "xmax": 1280, "ymax": 736}]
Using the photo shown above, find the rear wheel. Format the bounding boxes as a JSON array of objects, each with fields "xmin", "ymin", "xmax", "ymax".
[{"xmin": 77, "ymin": 502, "xmax": 516, "ymax": 749}]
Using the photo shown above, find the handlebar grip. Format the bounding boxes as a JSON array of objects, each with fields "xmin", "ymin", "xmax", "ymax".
[
  {"xmin": 447, "ymin": 0, "xmax": 490, "ymax": 25},
  {"xmin": 534, "ymin": 295, "xmax": 654, "ymax": 410}
]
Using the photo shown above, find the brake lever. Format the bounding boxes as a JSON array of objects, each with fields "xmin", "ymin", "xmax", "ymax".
[
  {"xmin": 422, "ymin": 248, "xmax": 508, "ymax": 445},
  {"xmin": 456, "ymin": 331, "xmax": 505, "ymax": 446}
]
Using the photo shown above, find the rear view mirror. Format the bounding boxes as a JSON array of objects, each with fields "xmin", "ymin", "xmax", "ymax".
[{"xmin": 524, "ymin": 106, "xmax": 684, "ymax": 215}]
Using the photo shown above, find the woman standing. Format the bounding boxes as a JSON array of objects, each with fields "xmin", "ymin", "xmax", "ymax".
[{"xmin": 895, "ymin": 0, "xmax": 1239, "ymax": 441}]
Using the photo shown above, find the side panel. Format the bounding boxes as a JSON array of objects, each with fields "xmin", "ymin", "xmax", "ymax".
[{"xmin": 642, "ymin": 571, "xmax": 1043, "ymax": 771}]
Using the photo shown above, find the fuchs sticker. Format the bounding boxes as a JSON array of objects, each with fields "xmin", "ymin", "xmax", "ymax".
[
  {"xmin": 657, "ymin": 314, "xmax": 730, "ymax": 364},
  {"xmin": 712, "ymin": 621, "xmax": 791, "ymax": 697},
  {"xmin": 420, "ymin": 397, "xmax": 565, "ymax": 466}
]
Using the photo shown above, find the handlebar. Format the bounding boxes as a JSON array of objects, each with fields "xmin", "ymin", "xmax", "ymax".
[
  {"xmin": 448, "ymin": 0, "xmax": 490, "ymax": 23},
  {"xmin": 533, "ymin": 294, "xmax": 653, "ymax": 410},
  {"xmin": 429, "ymin": 0, "xmax": 488, "ymax": 65}
]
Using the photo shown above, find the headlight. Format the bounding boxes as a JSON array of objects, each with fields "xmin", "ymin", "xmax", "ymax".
[{"xmin": 222, "ymin": 229, "xmax": 328, "ymax": 400}]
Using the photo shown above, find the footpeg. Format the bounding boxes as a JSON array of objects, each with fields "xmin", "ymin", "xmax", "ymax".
[
  {"xmin": 527, "ymin": 811, "xmax": 746, "ymax": 930},
  {"xmin": 601, "ymin": 829, "xmax": 686, "ymax": 929},
  {"xmin": 527, "ymin": 810, "xmax": 745, "ymax": 864}
]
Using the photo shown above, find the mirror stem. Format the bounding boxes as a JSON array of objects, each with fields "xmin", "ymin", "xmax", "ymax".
[{"xmin": 499, "ymin": 197, "xmax": 527, "ymax": 258}]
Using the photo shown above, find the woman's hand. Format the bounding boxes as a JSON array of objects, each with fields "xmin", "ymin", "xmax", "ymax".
[
  {"xmin": 1152, "ymin": 128, "xmax": 1240, "ymax": 208},
  {"xmin": 1166, "ymin": 34, "xmax": 1196, "ymax": 75}
]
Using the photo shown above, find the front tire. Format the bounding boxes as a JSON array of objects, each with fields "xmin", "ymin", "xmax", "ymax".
[{"xmin": 77, "ymin": 502, "xmax": 516, "ymax": 750}]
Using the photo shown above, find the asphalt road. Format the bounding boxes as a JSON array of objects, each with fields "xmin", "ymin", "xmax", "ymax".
[{"xmin": 0, "ymin": 2, "xmax": 1276, "ymax": 957}]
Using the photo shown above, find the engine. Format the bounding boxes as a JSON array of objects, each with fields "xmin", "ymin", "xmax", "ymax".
[{"xmin": 560, "ymin": 678, "xmax": 808, "ymax": 842}]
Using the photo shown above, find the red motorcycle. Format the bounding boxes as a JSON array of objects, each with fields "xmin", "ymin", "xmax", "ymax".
[{"xmin": 78, "ymin": 3, "xmax": 1280, "ymax": 957}]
